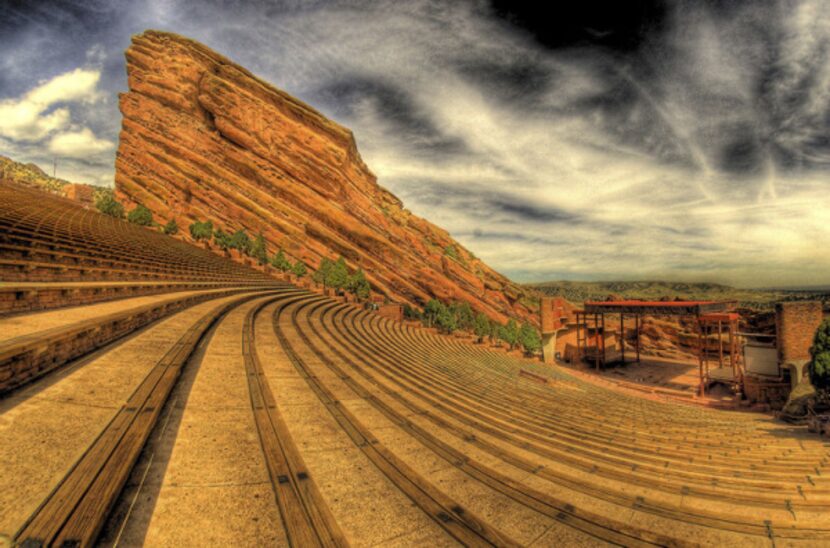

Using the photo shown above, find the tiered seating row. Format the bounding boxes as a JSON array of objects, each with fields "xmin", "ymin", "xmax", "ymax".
[
  {"xmin": 272, "ymin": 294, "xmax": 521, "ymax": 547},
  {"xmin": 0, "ymin": 287, "xmax": 273, "ymax": 394},
  {"xmin": 242, "ymin": 292, "xmax": 348, "ymax": 547},
  {"xmin": 0, "ymin": 281, "xmax": 269, "ymax": 316},
  {"xmin": 274, "ymin": 295, "xmax": 830, "ymax": 544},
  {"xmin": 0, "ymin": 182, "xmax": 273, "ymax": 284},
  {"xmin": 10, "ymin": 289, "xmax": 829, "ymax": 545},
  {"xmin": 14, "ymin": 290, "xmax": 281, "ymax": 546},
  {"xmin": 279, "ymin": 295, "xmax": 675, "ymax": 546}
]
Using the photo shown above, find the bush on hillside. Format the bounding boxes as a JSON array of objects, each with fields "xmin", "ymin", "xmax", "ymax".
[
  {"xmin": 292, "ymin": 261, "xmax": 307, "ymax": 278},
  {"xmin": 230, "ymin": 230, "xmax": 251, "ymax": 254},
  {"xmin": 451, "ymin": 301, "xmax": 475, "ymax": 331},
  {"xmin": 162, "ymin": 218, "xmax": 179, "ymax": 235},
  {"xmin": 95, "ymin": 191, "xmax": 124, "ymax": 218},
  {"xmin": 313, "ymin": 257, "xmax": 334, "ymax": 287},
  {"xmin": 189, "ymin": 220, "xmax": 213, "ymax": 242},
  {"xmin": 488, "ymin": 320, "xmax": 499, "ymax": 344},
  {"xmin": 519, "ymin": 321, "xmax": 542, "ymax": 355},
  {"xmin": 473, "ymin": 313, "xmax": 490, "ymax": 343},
  {"xmin": 423, "ymin": 299, "xmax": 445, "ymax": 328},
  {"xmin": 326, "ymin": 256, "xmax": 349, "ymax": 290},
  {"xmin": 127, "ymin": 204, "xmax": 154, "ymax": 226},
  {"xmin": 272, "ymin": 249, "xmax": 292, "ymax": 272},
  {"xmin": 403, "ymin": 304, "xmax": 421, "ymax": 321},
  {"xmin": 213, "ymin": 228, "xmax": 233, "ymax": 250},
  {"xmin": 436, "ymin": 306, "xmax": 458, "ymax": 334},
  {"xmin": 346, "ymin": 268, "xmax": 371, "ymax": 300},
  {"xmin": 250, "ymin": 232, "xmax": 268, "ymax": 265},
  {"xmin": 499, "ymin": 319, "xmax": 520, "ymax": 350}
]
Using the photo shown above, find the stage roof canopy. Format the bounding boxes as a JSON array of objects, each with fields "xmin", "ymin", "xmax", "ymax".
[{"xmin": 582, "ymin": 300, "xmax": 737, "ymax": 316}]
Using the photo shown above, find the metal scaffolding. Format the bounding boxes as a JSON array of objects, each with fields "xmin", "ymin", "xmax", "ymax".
[{"xmin": 574, "ymin": 300, "xmax": 739, "ymax": 395}]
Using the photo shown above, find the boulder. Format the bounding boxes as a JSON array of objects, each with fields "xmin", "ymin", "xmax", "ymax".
[{"xmin": 779, "ymin": 381, "xmax": 816, "ymax": 423}]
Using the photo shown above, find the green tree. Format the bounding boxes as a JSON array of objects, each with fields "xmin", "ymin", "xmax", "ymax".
[
  {"xmin": 810, "ymin": 319, "xmax": 830, "ymax": 390},
  {"xmin": 127, "ymin": 204, "xmax": 154, "ymax": 226},
  {"xmin": 346, "ymin": 268, "xmax": 371, "ymax": 300},
  {"xmin": 488, "ymin": 320, "xmax": 499, "ymax": 344},
  {"xmin": 271, "ymin": 249, "xmax": 292, "ymax": 272},
  {"xmin": 95, "ymin": 191, "xmax": 124, "ymax": 218},
  {"xmin": 313, "ymin": 257, "xmax": 335, "ymax": 287},
  {"xmin": 519, "ymin": 322, "xmax": 542, "ymax": 355},
  {"xmin": 292, "ymin": 261, "xmax": 307, "ymax": 278},
  {"xmin": 500, "ymin": 319, "xmax": 520, "ymax": 350},
  {"xmin": 403, "ymin": 304, "xmax": 421, "ymax": 321},
  {"xmin": 473, "ymin": 313, "xmax": 490, "ymax": 343},
  {"xmin": 230, "ymin": 230, "xmax": 251, "ymax": 254},
  {"xmin": 326, "ymin": 256, "xmax": 349, "ymax": 290},
  {"xmin": 423, "ymin": 299, "xmax": 445, "ymax": 328},
  {"xmin": 436, "ymin": 306, "xmax": 458, "ymax": 334},
  {"xmin": 250, "ymin": 232, "xmax": 268, "ymax": 265},
  {"xmin": 213, "ymin": 228, "xmax": 233, "ymax": 250},
  {"xmin": 162, "ymin": 218, "xmax": 179, "ymax": 235},
  {"xmin": 189, "ymin": 220, "xmax": 213, "ymax": 242},
  {"xmin": 451, "ymin": 301, "xmax": 475, "ymax": 331}
]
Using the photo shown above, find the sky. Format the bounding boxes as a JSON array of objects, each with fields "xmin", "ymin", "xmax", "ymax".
[{"xmin": 1, "ymin": 0, "xmax": 829, "ymax": 288}]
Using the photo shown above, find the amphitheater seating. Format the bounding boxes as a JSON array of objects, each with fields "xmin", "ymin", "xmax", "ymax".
[
  {"xmin": 271, "ymin": 295, "xmax": 830, "ymax": 545},
  {"xmin": 2, "ymin": 179, "xmax": 829, "ymax": 546},
  {"xmin": 0, "ymin": 182, "xmax": 274, "ymax": 286},
  {"xmin": 0, "ymin": 281, "xmax": 245, "ymax": 315},
  {"xmin": 0, "ymin": 181, "xmax": 284, "ymax": 394}
]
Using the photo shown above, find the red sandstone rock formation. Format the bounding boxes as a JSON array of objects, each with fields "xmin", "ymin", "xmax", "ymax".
[{"xmin": 115, "ymin": 30, "xmax": 535, "ymax": 324}]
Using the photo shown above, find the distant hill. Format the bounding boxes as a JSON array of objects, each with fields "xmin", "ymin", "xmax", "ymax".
[
  {"xmin": 526, "ymin": 280, "xmax": 830, "ymax": 310},
  {"xmin": 0, "ymin": 155, "xmax": 106, "ymax": 204},
  {"xmin": 757, "ymin": 284, "xmax": 830, "ymax": 292},
  {"xmin": 0, "ymin": 155, "xmax": 71, "ymax": 193}
]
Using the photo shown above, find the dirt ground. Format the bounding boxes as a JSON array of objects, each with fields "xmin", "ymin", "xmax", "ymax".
[{"xmin": 562, "ymin": 354, "xmax": 739, "ymax": 401}]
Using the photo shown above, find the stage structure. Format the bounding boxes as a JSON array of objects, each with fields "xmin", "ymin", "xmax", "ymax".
[{"xmin": 575, "ymin": 300, "xmax": 739, "ymax": 395}]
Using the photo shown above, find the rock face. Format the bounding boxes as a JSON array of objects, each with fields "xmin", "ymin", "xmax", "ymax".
[{"xmin": 116, "ymin": 30, "xmax": 536, "ymax": 324}]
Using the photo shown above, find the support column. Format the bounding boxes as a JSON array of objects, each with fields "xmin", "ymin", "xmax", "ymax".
[
  {"xmin": 697, "ymin": 315, "xmax": 705, "ymax": 396},
  {"xmin": 542, "ymin": 331, "xmax": 557, "ymax": 364},
  {"xmin": 600, "ymin": 313, "xmax": 606, "ymax": 369},
  {"xmin": 620, "ymin": 313, "xmax": 625, "ymax": 364},
  {"xmin": 635, "ymin": 314, "xmax": 640, "ymax": 363},
  {"xmin": 703, "ymin": 322, "xmax": 710, "ymax": 394}
]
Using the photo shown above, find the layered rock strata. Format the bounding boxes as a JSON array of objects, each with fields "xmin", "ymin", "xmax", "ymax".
[{"xmin": 116, "ymin": 30, "xmax": 535, "ymax": 323}]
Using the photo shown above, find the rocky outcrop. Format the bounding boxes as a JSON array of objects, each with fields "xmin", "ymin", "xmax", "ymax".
[{"xmin": 115, "ymin": 30, "xmax": 536, "ymax": 324}]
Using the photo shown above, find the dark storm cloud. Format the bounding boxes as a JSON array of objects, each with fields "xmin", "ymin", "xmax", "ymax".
[
  {"xmin": 570, "ymin": 69, "xmax": 697, "ymax": 167},
  {"xmin": 489, "ymin": 0, "xmax": 669, "ymax": 53},
  {"xmin": 455, "ymin": 57, "xmax": 552, "ymax": 103},
  {"xmin": 314, "ymin": 76, "xmax": 469, "ymax": 157},
  {"xmin": 719, "ymin": 131, "xmax": 764, "ymax": 174},
  {"xmin": 392, "ymin": 179, "xmax": 579, "ymax": 227},
  {"xmin": 487, "ymin": 197, "xmax": 577, "ymax": 223}
]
